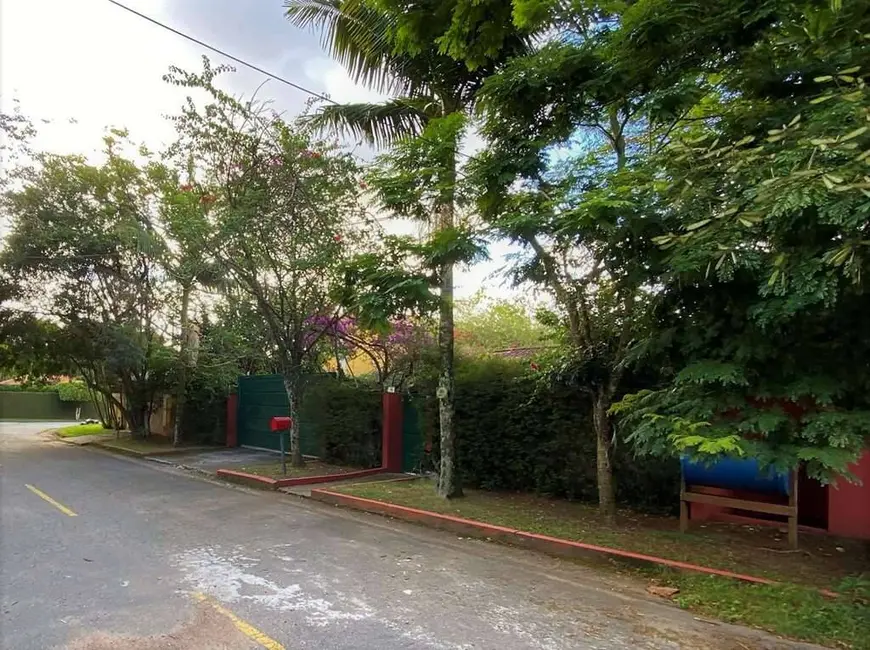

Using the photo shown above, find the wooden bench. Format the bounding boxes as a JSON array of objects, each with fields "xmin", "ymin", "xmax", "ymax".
[{"xmin": 680, "ymin": 472, "xmax": 799, "ymax": 548}]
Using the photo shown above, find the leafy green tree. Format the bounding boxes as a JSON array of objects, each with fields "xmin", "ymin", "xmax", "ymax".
[
  {"xmin": 166, "ymin": 60, "xmax": 364, "ymax": 466},
  {"xmin": 615, "ymin": 2, "xmax": 870, "ymax": 481},
  {"xmin": 1, "ymin": 130, "xmax": 175, "ymax": 435},
  {"xmin": 155, "ymin": 164, "xmax": 225, "ymax": 446},
  {"xmin": 286, "ymin": 0, "xmax": 529, "ymax": 497},
  {"xmin": 454, "ymin": 291, "xmax": 547, "ymax": 356},
  {"xmin": 453, "ymin": 3, "xmax": 684, "ymax": 517},
  {"xmin": 0, "ymin": 312, "xmax": 72, "ymax": 382}
]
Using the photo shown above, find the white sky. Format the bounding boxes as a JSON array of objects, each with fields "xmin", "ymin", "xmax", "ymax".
[{"xmin": 0, "ymin": 0, "xmax": 523, "ymax": 299}]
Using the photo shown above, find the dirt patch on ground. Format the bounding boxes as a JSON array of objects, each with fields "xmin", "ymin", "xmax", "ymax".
[{"xmin": 65, "ymin": 604, "xmax": 255, "ymax": 650}]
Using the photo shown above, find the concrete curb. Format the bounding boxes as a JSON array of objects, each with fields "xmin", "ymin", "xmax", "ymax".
[
  {"xmin": 274, "ymin": 467, "xmax": 386, "ymax": 488},
  {"xmin": 90, "ymin": 442, "xmax": 148, "ymax": 458},
  {"xmin": 90, "ymin": 442, "xmax": 220, "ymax": 459},
  {"xmin": 216, "ymin": 467, "xmax": 390, "ymax": 490},
  {"xmin": 215, "ymin": 469, "xmax": 279, "ymax": 490},
  {"xmin": 310, "ymin": 489, "xmax": 798, "ymax": 589}
]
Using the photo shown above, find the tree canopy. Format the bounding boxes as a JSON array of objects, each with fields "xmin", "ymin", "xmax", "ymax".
[{"xmin": 1, "ymin": 0, "xmax": 868, "ymax": 504}]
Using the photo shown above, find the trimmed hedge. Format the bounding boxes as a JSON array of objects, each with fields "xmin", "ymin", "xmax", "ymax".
[
  {"xmin": 0, "ymin": 390, "xmax": 99, "ymax": 421},
  {"xmin": 302, "ymin": 378, "xmax": 382, "ymax": 468},
  {"xmin": 181, "ymin": 377, "xmax": 228, "ymax": 445},
  {"xmin": 418, "ymin": 357, "xmax": 680, "ymax": 514}
]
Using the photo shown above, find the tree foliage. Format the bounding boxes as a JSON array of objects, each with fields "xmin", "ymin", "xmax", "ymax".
[
  {"xmin": 612, "ymin": 2, "xmax": 870, "ymax": 481},
  {"xmin": 0, "ymin": 130, "xmax": 175, "ymax": 434},
  {"xmin": 287, "ymin": 0, "xmax": 529, "ymax": 498},
  {"xmin": 165, "ymin": 59, "xmax": 365, "ymax": 465}
]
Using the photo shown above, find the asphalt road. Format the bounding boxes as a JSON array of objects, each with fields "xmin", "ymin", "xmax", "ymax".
[{"xmin": 0, "ymin": 421, "xmax": 816, "ymax": 650}]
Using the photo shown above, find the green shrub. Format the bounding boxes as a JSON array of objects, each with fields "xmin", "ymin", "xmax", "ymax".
[
  {"xmin": 302, "ymin": 377, "xmax": 382, "ymax": 468},
  {"xmin": 56, "ymin": 380, "xmax": 90, "ymax": 402},
  {"xmin": 181, "ymin": 371, "xmax": 230, "ymax": 445},
  {"xmin": 418, "ymin": 356, "xmax": 680, "ymax": 513}
]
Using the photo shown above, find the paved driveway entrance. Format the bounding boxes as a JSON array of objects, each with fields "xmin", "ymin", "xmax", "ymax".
[{"xmin": 160, "ymin": 447, "xmax": 280, "ymax": 472}]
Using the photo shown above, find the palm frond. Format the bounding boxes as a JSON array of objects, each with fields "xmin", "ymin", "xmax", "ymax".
[
  {"xmin": 286, "ymin": 0, "xmax": 423, "ymax": 97},
  {"xmin": 306, "ymin": 98, "xmax": 437, "ymax": 148}
]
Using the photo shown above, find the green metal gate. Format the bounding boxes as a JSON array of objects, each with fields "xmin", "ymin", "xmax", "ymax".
[
  {"xmin": 401, "ymin": 395, "xmax": 427, "ymax": 473},
  {"xmin": 236, "ymin": 375, "xmax": 288, "ymax": 451},
  {"xmin": 236, "ymin": 374, "xmax": 323, "ymax": 456}
]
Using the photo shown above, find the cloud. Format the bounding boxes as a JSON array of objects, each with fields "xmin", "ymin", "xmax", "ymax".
[
  {"xmin": 0, "ymin": 0, "xmax": 200, "ymax": 153},
  {"xmin": 303, "ymin": 57, "xmax": 385, "ymax": 105},
  {"xmin": 0, "ymin": 0, "xmax": 520, "ymax": 299}
]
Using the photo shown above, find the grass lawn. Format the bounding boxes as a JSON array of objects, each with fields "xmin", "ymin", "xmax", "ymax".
[
  {"xmin": 55, "ymin": 423, "xmax": 113, "ymax": 438},
  {"xmin": 644, "ymin": 569, "xmax": 870, "ymax": 650},
  {"xmin": 334, "ymin": 479, "xmax": 870, "ymax": 649},
  {"xmin": 236, "ymin": 459, "xmax": 366, "ymax": 480}
]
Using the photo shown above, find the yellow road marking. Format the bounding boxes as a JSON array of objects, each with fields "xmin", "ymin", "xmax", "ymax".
[
  {"xmin": 193, "ymin": 592, "xmax": 286, "ymax": 650},
  {"xmin": 25, "ymin": 484, "xmax": 78, "ymax": 517}
]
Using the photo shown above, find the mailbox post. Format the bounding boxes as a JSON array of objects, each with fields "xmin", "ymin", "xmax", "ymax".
[{"xmin": 270, "ymin": 416, "xmax": 293, "ymax": 476}]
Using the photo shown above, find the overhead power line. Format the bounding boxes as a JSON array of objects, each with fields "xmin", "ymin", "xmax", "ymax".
[
  {"xmin": 105, "ymin": 0, "xmax": 336, "ymax": 106},
  {"xmin": 104, "ymin": 0, "xmax": 479, "ymax": 164}
]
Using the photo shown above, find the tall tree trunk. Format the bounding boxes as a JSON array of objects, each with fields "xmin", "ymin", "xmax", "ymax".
[
  {"xmin": 127, "ymin": 402, "xmax": 148, "ymax": 439},
  {"xmin": 173, "ymin": 283, "xmax": 192, "ymax": 447},
  {"xmin": 593, "ymin": 388, "xmax": 616, "ymax": 520},
  {"xmin": 436, "ymin": 198, "xmax": 461, "ymax": 499},
  {"xmin": 283, "ymin": 374, "xmax": 304, "ymax": 468}
]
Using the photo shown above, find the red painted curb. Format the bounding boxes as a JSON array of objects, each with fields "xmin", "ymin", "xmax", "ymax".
[
  {"xmin": 274, "ymin": 467, "xmax": 386, "ymax": 488},
  {"xmin": 310, "ymin": 489, "xmax": 786, "ymax": 587},
  {"xmin": 216, "ymin": 469, "xmax": 278, "ymax": 490}
]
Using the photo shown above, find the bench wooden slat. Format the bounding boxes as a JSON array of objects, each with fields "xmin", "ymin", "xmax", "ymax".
[{"xmin": 680, "ymin": 490, "xmax": 794, "ymax": 516}]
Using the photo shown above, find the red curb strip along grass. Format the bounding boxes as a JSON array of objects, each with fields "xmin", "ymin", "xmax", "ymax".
[
  {"xmin": 216, "ymin": 467, "xmax": 388, "ymax": 490},
  {"xmin": 275, "ymin": 467, "xmax": 386, "ymax": 488},
  {"xmin": 216, "ymin": 469, "xmax": 280, "ymax": 490},
  {"xmin": 310, "ymin": 488, "xmax": 843, "ymax": 594}
]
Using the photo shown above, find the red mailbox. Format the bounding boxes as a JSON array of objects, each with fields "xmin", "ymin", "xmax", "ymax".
[{"xmin": 270, "ymin": 416, "xmax": 293, "ymax": 432}]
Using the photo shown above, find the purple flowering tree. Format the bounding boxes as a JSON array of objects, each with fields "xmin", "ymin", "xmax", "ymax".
[
  {"xmin": 167, "ymin": 60, "xmax": 365, "ymax": 467},
  {"xmin": 307, "ymin": 315, "xmax": 433, "ymax": 388}
]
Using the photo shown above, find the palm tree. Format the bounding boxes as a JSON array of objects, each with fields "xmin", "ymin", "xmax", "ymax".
[{"xmin": 286, "ymin": 0, "xmax": 527, "ymax": 497}]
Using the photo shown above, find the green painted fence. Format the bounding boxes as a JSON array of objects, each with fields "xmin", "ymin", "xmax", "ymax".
[
  {"xmin": 0, "ymin": 391, "xmax": 99, "ymax": 421},
  {"xmin": 236, "ymin": 375, "xmax": 323, "ymax": 456},
  {"xmin": 235, "ymin": 374, "xmax": 385, "ymax": 468},
  {"xmin": 401, "ymin": 396, "xmax": 427, "ymax": 473}
]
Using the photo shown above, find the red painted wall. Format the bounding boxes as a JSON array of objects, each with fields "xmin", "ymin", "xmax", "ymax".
[
  {"xmin": 381, "ymin": 391, "xmax": 402, "ymax": 472},
  {"xmin": 828, "ymin": 450, "xmax": 870, "ymax": 540}
]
